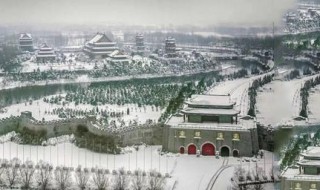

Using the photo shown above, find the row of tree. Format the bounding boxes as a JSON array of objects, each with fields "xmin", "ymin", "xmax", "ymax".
[
  {"xmin": 159, "ymin": 69, "xmax": 249, "ymax": 122},
  {"xmin": 247, "ymin": 74, "xmax": 274, "ymax": 117},
  {"xmin": 299, "ymin": 75, "xmax": 320, "ymax": 118},
  {"xmin": 0, "ymin": 158, "xmax": 166, "ymax": 190}
]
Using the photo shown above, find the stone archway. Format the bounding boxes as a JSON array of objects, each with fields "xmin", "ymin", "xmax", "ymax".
[
  {"xmin": 179, "ymin": 147, "xmax": 185, "ymax": 154},
  {"xmin": 233, "ymin": 149, "xmax": 240, "ymax": 157},
  {"xmin": 188, "ymin": 144, "xmax": 197, "ymax": 155},
  {"xmin": 201, "ymin": 143, "xmax": 215, "ymax": 156},
  {"xmin": 220, "ymin": 146, "xmax": 230, "ymax": 157}
]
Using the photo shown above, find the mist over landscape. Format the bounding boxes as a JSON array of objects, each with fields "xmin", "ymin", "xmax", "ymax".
[
  {"xmin": 0, "ymin": 0, "xmax": 320, "ymax": 190},
  {"xmin": 0, "ymin": 0, "xmax": 296, "ymax": 30}
]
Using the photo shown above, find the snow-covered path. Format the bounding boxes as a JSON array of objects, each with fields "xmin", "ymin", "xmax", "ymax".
[
  {"xmin": 256, "ymin": 74, "xmax": 319, "ymax": 127},
  {"xmin": 307, "ymin": 85, "xmax": 320, "ymax": 124},
  {"xmin": 207, "ymin": 73, "xmax": 273, "ymax": 116}
]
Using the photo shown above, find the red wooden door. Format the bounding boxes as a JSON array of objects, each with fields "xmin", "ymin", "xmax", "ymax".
[
  {"xmin": 202, "ymin": 143, "xmax": 215, "ymax": 156},
  {"xmin": 188, "ymin": 144, "xmax": 196, "ymax": 154}
]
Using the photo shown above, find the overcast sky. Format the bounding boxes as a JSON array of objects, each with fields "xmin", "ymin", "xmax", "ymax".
[{"xmin": 0, "ymin": 0, "xmax": 296, "ymax": 27}]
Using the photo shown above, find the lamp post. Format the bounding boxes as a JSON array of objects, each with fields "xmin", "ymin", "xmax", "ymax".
[
  {"xmin": 64, "ymin": 142, "xmax": 66, "ymax": 166},
  {"xmin": 9, "ymin": 141, "xmax": 11, "ymax": 160},
  {"xmin": 107, "ymin": 142, "xmax": 109, "ymax": 169},
  {"xmin": 57, "ymin": 143, "xmax": 59, "ymax": 166},
  {"xmin": 136, "ymin": 147, "xmax": 138, "ymax": 171},
  {"xmin": 92, "ymin": 140, "xmax": 94, "ymax": 168},
  {"xmin": 36, "ymin": 145, "xmax": 39, "ymax": 163},
  {"xmin": 151, "ymin": 146, "xmax": 152, "ymax": 170},
  {"xmin": 99, "ymin": 142, "xmax": 102, "ymax": 168},
  {"xmin": 85, "ymin": 139, "xmax": 87, "ymax": 168},
  {"xmin": 128, "ymin": 151, "xmax": 131, "ymax": 171},
  {"xmin": 143, "ymin": 145, "xmax": 145, "ymax": 171},
  {"xmin": 114, "ymin": 150, "xmax": 116, "ymax": 171},
  {"xmin": 50, "ymin": 145, "xmax": 52, "ymax": 164}
]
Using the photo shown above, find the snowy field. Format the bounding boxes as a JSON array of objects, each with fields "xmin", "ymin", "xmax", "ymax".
[
  {"xmin": 20, "ymin": 59, "xmax": 96, "ymax": 73},
  {"xmin": 0, "ymin": 96, "xmax": 161, "ymax": 125},
  {"xmin": 0, "ymin": 141, "xmax": 275, "ymax": 190},
  {"xmin": 19, "ymin": 54, "xmax": 155, "ymax": 73},
  {"xmin": 256, "ymin": 74, "xmax": 319, "ymax": 127},
  {"xmin": 307, "ymin": 85, "xmax": 320, "ymax": 124}
]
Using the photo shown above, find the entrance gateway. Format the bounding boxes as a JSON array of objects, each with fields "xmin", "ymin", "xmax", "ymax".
[
  {"xmin": 188, "ymin": 144, "xmax": 197, "ymax": 154},
  {"xmin": 202, "ymin": 143, "xmax": 215, "ymax": 156}
]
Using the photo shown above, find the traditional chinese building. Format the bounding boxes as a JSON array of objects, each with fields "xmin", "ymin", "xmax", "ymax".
[
  {"xmin": 136, "ymin": 33, "xmax": 145, "ymax": 54},
  {"xmin": 36, "ymin": 43, "xmax": 56, "ymax": 63},
  {"xmin": 83, "ymin": 33, "xmax": 117, "ymax": 59},
  {"xmin": 162, "ymin": 94, "xmax": 259, "ymax": 157},
  {"xmin": 19, "ymin": 33, "xmax": 34, "ymax": 52},
  {"xmin": 164, "ymin": 37, "xmax": 177, "ymax": 58},
  {"xmin": 107, "ymin": 50, "xmax": 130, "ymax": 64},
  {"xmin": 281, "ymin": 146, "xmax": 320, "ymax": 190}
]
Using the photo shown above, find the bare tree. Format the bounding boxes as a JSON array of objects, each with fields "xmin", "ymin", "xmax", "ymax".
[
  {"xmin": 19, "ymin": 160, "xmax": 35, "ymax": 189},
  {"xmin": 4, "ymin": 158, "xmax": 20, "ymax": 188},
  {"xmin": 92, "ymin": 169, "xmax": 109, "ymax": 190},
  {"xmin": 75, "ymin": 166, "xmax": 90, "ymax": 190},
  {"xmin": 231, "ymin": 166, "xmax": 246, "ymax": 190},
  {"xmin": 36, "ymin": 162, "xmax": 53, "ymax": 190},
  {"xmin": 147, "ymin": 170, "xmax": 166, "ymax": 190},
  {"xmin": 55, "ymin": 167, "xmax": 72, "ymax": 190},
  {"xmin": 0, "ymin": 160, "xmax": 6, "ymax": 186},
  {"xmin": 251, "ymin": 183, "xmax": 264, "ymax": 190},
  {"xmin": 131, "ymin": 169, "xmax": 146, "ymax": 190},
  {"xmin": 113, "ymin": 168, "xmax": 129, "ymax": 190}
]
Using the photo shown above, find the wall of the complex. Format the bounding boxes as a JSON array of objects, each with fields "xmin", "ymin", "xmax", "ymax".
[
  {"xmin": 162, "ymin": 125, "xmax": 259, "ymax": 157},
  {"xmin": 281, "ymin": 177, "xmax": 320, "ymax": 190},
  {"xmin": 0, "ymin": 113, "xmax": 164, "ymax": 147}
]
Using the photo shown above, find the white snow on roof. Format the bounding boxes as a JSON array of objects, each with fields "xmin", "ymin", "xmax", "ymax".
[
  {"xmin": 186, "ymin": 94, "xmax": 234, "ymax": 106},
  {"xmin": 181, "ymin": 108, "xmax": 239, "ymax": 115},
  {"xmin": 303, "ymin": 146, "xmax": 320, "ymax": 156},
  {"xmin": 88, "ymin": 33, "xmax": 112, "ymax": 44},
  {"xmin": 166, "ymin": 115, "xmax": 255, "ymax": 130},
  {"xmin": 20, "ymin": 33, "xmax": 32, "ymax": 40}
]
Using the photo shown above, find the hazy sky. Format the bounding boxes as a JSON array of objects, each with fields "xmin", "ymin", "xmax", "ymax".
[{"xmin": 0, "ymin": 0, "xmax": 296, "ymax": 27}]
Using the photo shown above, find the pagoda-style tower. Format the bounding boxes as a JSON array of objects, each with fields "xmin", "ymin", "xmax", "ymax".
[
  {"xmin": 19, "ymin": 33, "xmax": 34, "ymax": 52},
  {"xmin": 135, "ymin": 33, "xmax": 145, "ymax": 54},
  {"xmin": 165, "ymin": 37, "xmax": 177, "ymax": 58},
  {"xmin": 83, "ymin": 33, "xmax": 117, "ymax": 59},
  {"xmin": 36, "ymin": 43, "xmax": 56, "ymax": 63}
]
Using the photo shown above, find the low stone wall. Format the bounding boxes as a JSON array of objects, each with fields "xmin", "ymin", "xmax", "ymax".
[
  {"xmin": 0, "ymin": 114, "xmax": 164, "ymax": 147},
  {"xmin": 20, "ymin": 117, "xmax": 87, "ymax": 137},
  {"xmin": 117, "ymin": 125, "xmax": 163, "ymax": 146}
]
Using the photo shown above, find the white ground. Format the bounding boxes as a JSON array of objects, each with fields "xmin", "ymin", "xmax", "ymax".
[
  {"xmin": 0, "ymin": 97, "xmax": 161, "ymax": 126},
  {"xmin": 256, "ymin": 74, "xmax": 319, "ymax": 127},
  {"xmin": 0, "ymin": 141, "xmax": 275, "ymax": 190},
  {"xmin": 20, "ymin": 58, "xmax": 96, "ymax": 73},
  {"xmin": 211, "ymin": 151, "xmax": 275, "ymax": 190},
  {"xmin": 206, "ymin": 72, "xmax": 273, "ymax": 116},
  {"xmin": 307, "ymin": 85, "xmax": 320, "ymax": 124}
]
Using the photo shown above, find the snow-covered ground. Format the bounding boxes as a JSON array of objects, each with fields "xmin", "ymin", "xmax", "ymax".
[
  {"xmin": 256, "ymin": 74, "xmax": 319, "ymax": 127},
  {"xmin": 0, "ymin": 97, "xmax": 161, "ymax": 126},
  {"xmin": 211, "ymin": 150, "xmax": 275, "ymax": 190},
  {"xmin": 0, "ymin": 64, "xmax": 235, "ymax": 91},
  {"xmin": 20, "ymin": 58, "xmax": 96, "ymax": 73},
  {"xmin": 308, "ymin": 85, "xmax": 320, "ymax": 124},
  {"xmin": 0, "ymin": 141, "xmax": 275, "ymax": 190},
  {"xmin": 256, "ymin": 80, "xmax": 302, "ymax": 127},
  {"xmin": 207, "ymin": 73, "xmax": 273, "ymax": 116}
]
